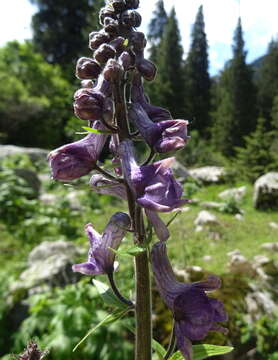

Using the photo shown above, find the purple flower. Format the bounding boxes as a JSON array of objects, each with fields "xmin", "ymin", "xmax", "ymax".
[
  {"xmin": 48, "ymin": 121, "xmax": 108, "ymax": 181},
  {"xmin": 72, "ymin": 212, "xmax": 131, "ymax": 276},
  {"xmin": 151, "ymin": 242, "xmax": 228, "ymax": 360},
  {"xmin": 89, "ymin": 174, "xmax": 127, "ymax": 199},
  {"xmin": 129, "ymin": 103, "xmax": 189, "ymax": 153},
  {"xmin": 119, "ymin": 140, "xmax": 188, "ymax": 212},
  {"xmin": 131, "ymin": 73, "xmax": 172, "ymax": 121}
]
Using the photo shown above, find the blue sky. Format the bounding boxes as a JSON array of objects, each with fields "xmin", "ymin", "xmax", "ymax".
[{"xmin": 0, "ymin": 0, "xmax": 277, "ymax": 75}]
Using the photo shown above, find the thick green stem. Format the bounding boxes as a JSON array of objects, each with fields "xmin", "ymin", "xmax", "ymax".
[{"xmin": 135, "ymin": 250, "xmax": 152, "ymax": 360}]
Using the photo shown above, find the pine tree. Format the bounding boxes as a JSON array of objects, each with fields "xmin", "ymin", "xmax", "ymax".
[
  {"xmin": 184, "ymin": 5, "xmax": 210, "ymax": 137},
  {"xmin": 257, "ymin": 39, "xmax": 278, "ymax": 124},
  {"xmin": 151, "ymin": 8, "xmax": 185, "ymax": 118},
  {"xmin": 235, "ymin": 117, "xmax": 277, "ymax": 182},
  {"xmin": 147, "ymin": 0, "xmax": 168, "ymax": 63},
  {"xmin": 212, "ymin": 18, "xmax": 257, "ymax": 156},
  {"xmin": 30, "ymin": 0, "xmax": 103, "ymax": 78}
]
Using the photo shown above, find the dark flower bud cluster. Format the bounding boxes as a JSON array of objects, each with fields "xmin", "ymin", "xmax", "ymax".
[{"xmin": 48, "ymin": 1, "xmax": 228, "ymax": 359}]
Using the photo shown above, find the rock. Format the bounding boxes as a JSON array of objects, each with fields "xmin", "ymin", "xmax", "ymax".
[
  {"xmin": 0, "ymin": 144, "xmax": 48, "ymax": 163},
  {"xmin": 260, "ymin": 242, "xmax": 278, "ymax": 252},
  {"xmin": 14, "ymin": 168, "xmax": 41, "ymax": 198},
  {"xmin": 65, "ymin": 190, "xmax": 85, "ymax": 210},
  {"xmin": 11, "ymin": 240, "xmax": 82, "ymax": 296},
  {"xmin": 227, "ymin": 250, "xmax": 255, "ymax": 276},
  {"xmin": 39, "ymin": 193, "xmax": 60, "ymax": 206},
  {"xmin": 194, "ymin": 210, "xmax": 219, "ymax": 227},
  {"xmin": 203, "ymin": 255, "xmax": 212, "ymax": 262},
  {"xmin": 235, "ymin": 214, "xmax": 244, "ymax": 221},
  {"xmin": 171, "ymin": 161, "xmax": 190, "ymax": 182},
  {"xmin": 200, "ymin": 201, "xmax": 223, "ymax": 210},
  {"xmin": 218, "ymin": 186, "xmax": 246, "ymax": 202},
  {"xmin": 189, "ymin": 166, "xmax": 226, "ymax": 184},
  {"xmin": 253, "ymin": 172, "xmax": 278, "ymax": 209},
  {"xmin": 269, "ymin": 222, "xmax": 278, "ymax": 230}
]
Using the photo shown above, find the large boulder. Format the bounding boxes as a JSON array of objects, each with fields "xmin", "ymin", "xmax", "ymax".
[
  {"xmin": 10, "ymin": 240, "xmax": 82, "ymax": 296},
  {"xmin": 218, "ymin": 186, "xmax": 246, "ymax": 202},
  {"xmin": 189, "ymin": 166, "xmax": 226, "ymax": 184},
  {"xmin": 0, "ymin": 145, "xmax": 48, "ymax": 163},
  {"xmin": 253, "ymin": 172, "xmax": 278, "ymax": 209}
]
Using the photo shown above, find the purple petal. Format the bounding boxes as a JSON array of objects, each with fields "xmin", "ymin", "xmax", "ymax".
[
  {"xmin": 72, "ymin": 262, "xmax": 104, "ymax": 276},
  {"xmin": 145, "ymin": 209, "xmax": 169, "ymax": 242},
  {"xmin": 89, "ymin": 174, "xmax": 127, "ymax": 200},
  {"xmin": 209, "ymin": 298, "xmax": 228, "ymax": 322},
  {"xmin": 175, "ymin": 322, "xmax": 193, "ymax": 360},
  {"xmin": 192, "ymin": 275, "xmax": 221, "ymax": 292}
]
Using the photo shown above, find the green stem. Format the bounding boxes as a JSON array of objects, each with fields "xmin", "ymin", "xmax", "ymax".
[
  {"xmin": 107, "ymin": 272, "xmax": 134, "ymax": 307},
  {"xmin": 164, "ymin": 322, "xmax": 176, "ymax": 360}
]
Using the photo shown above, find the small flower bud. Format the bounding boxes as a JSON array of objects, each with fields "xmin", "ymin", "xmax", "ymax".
[
  {"xmin": 99, "ymin": 7, "xmax": 117, "ymax": 25},
  {"xmin": 76, "ymin": 57, "xmax": 102, "ymax": 80},
  {"xmin": 131, "ymin": 32, "xmax": 147, "ymax": 51},
  {"xmin": 112, "ymin": 0, "xmax": 126, "ymax": 13},
  {"xmin": 81, "ymin": 80, "xmax": 94, "ymax": 88},
  {"xmin": 74, "ymin": 88, "xmax": 104, "ymax": 121},
  {"xmin": 125, "ymin": 0, "xmax": 139, "ymax": 9},
  {"xmin": 121, "ymin": 10, "xmax": 142, "ymax": 27},
  {"xmin": 89, "ymin": 31, "xmax": 110, "ymax": 50},
  {"xmin": 94, "ymin": 44, "xmax": 116, "ymax": 64},
  {"xmin": 118, "ymin": 51, "xmax": 133, "ymax": 71},
  {"xmin": 109, "ymin": 36, "xmax": 126, "ymax": 53},
  {"xmin": 136, "ymin": 58, "xmax": 157, "ymax": 81},
  {"xmin": 104, "ymin": 19, "xmax": 119, "ymax": 35},
  {"xmin": 103, "ymin": 59, "xmax": 124, "ymax": 82}
]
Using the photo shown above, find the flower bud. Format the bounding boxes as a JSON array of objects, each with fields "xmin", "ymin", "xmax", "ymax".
[
  {"xmin": 104, "ymin": 19, "xmax": 119, "ymax": 35},
  {"xmin": 131, "ymin": 31, "xmax": 147, "ymax": 51},
  {"xmin": 81, "ymin": 80, "xmax": 94, "ymax": 88},
  {"xmin": 89, "ymin": 31, "xmax": 110, "ymax": 50},
  {"xmin": 103, "ymin": 59, "xmax": 124, "ymax": 82},
  {"xmin": 109, "ymin": 36, "xmax": 126, "ymax": 53},
  {"xmin": 136, "ymin": 58, "xmax": 157, "ymax": 81},
  {"xmin": 125, "ymin": 0, "xmax": 139, "ymax": 9},
  {"xmin": 121, "ymin": 10, "xmax": 142, "ymax": 27},
  {"xmin": 76, "ymin": 57, "xmax": 102, "ymax": 80},
  {"xmin": 118, "ymin": 51, "xmax": 133, "ymax": 71},
  {"xmin": 74, "ymin": 88, "xmax": 104, "ymax": 121},
  {"xmin": 112, "ymin": 0, "xmax": 126, "ymax": 13},
  {"xmin": 94, "ymin": 44, "xmax": 116, "ymax": 64},
  {"xmin": 99, "ymin": 7, "xmax": 117, "ymax": 25}
]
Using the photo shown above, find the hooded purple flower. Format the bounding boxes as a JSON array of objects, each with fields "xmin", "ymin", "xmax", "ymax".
[
  {"xmin": 119, "ymin": 140, "xmax": 188, "ymax": 212},
  {"xmin": 129, "ymin": 103, "xmax": 189, "ymax": 153},
  {"xmin": 151, "ymin": 242, "xmax": 228, "ymax": 360},
  {"xmin": 48, "ymin": 121, "xmax": 108, "ymax": 181},
  {"xmin": 72, "ymin": 212, "xmax": 131, "ymax": 276}
]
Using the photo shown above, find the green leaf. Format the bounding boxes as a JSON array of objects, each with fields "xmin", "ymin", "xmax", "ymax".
[
  {"xmin": 82, "ymin": 126, "xmax": 112, "ymax": 135},
  {"xmin": 123, "ymin": 39, "xmax": 129, "ymax": 46},
  {"xmin": 109, "ymin": 245, "xmax": 146, "ymax": 257},
  {"xmin": 93, "ymin": 279, "xmax": 128, "ymax": 309},
  {"xmin": 152, "ymin": 339, "xmax": 166, "ymax": 360},
  {"xmin": 168, "ymin": 344, "xmax": 233, "ymax": 360},
  {"xmin": 72, "ymin": 308, "xmax": 129, "ymax": 352}
]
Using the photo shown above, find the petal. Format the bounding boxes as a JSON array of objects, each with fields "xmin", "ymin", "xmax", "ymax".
[
  {"xmin": 174, "ymin": 322, "xmax": 193, "ymax": 360},
  {"xmin": 145, "ymin": 209, "xmax": 169, "ymax": 242},
  {"xmin": 209, "ymin": 298, "xmax": 228, "ymax": 322},
  {"xmin": 192, "ymin": 275, "xmax": 221, "ymax": 291},
  {"xmin": 72, "ymin": 262, "xmax": 104, "ymax": 276},
  {"xmin": 85, "ymin": 223, "xmax": 101, "ymax": 249}
]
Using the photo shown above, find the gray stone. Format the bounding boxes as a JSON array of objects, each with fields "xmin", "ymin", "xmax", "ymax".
[
  {"xmin": 260, "ymin": 242, "xmax": 278, "ymax": 252},
  {"xmin": 235, "ymin": 214, "xmax": 244, "ymax": 221},
  {"xmin": 189, "ymin": 166, "xmax": 227, "ymax": 184},
  {"xmin": 253, "ymin": 172, "xmax": 278, "ymax": 209},
  {"xmin": 194, "ymin": 210, "xmax": 219, "ymax": 227},
  {"xmin": 65, "ymin": 190, "xmax": 86, "ymax": 210},
  {"xmin": 171, "ymin": 161, "xmax": 190, "ymax": 182},
  {"xmin": 200, "ymin": 201, "xmax": 223, "ymax": 210},
  {"xmin": 269, "ymin": 222, "xmax": 278, "ymax": 230},
  {"xmin": 14, "ymin": 168, "xmax": 41, "ymax": 198},
  {"xmin": 0, "ymin": 144, "xmax": 48, "ymax": 162},
  {"xmin": 218, "ymin": 186, "xmax": 246, "ymax": 202},
  {"xmin": 39, "ymin": 193, "xmax": 59, "ymax": 206}
]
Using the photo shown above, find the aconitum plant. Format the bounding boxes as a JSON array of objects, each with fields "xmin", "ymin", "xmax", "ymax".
[{"xmin": 48, "ymin": 1, "xmax": 228, "ymax": 360}]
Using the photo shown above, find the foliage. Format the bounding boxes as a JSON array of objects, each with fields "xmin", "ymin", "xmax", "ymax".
[
  {"xmin": 219, "ymin": 197, "xmax": 242, "ymax": 215},
  {"xmin": 150, "ymin": 8, "xmax": 185, "ymax": 118},
  {"xmin": 184, "ymin": 6, "xmax": 210, "ymax": 137},
  {"xmin": 257, "ymin": 38, "xmax": 278, "ymax": 123},
  {"xmin": 235, "ymin": 117, "xmax": 278, "ymax": 183},
  {"xmin": 0, "ymin": 41, "xmax": 74, "ymax": 147},
  {"xmin": 30, "ymin": 0, "xmax": 103, "ymax": 79},
  {"xmin": 10, "ymin": 281, "xmax": 133, "ymax": 360},
  {"xmin": 212, "ymin": 19, "xmax": 257, "ymax": 156}
]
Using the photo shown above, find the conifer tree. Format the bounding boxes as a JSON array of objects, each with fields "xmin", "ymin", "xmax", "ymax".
[
  {"xmin": 184, "ymin": 5, "xmax": 210, "ymax": 137},
  {"xmin": 257, "ymin": 39, "xmax": 278, "ymax": 124},
  {"xmin": 152, "ymin": 8, "xmax": 185, "ymax": 118},
  {"xmin": 148, "ymin": 0, "xmax": 168, "ymax": 63},
  {"xmin": 235, "ymin": 117, "xmax": 277, "ymax": 182},
  {"xmin": 30, "ymin": 0, "xmax": 103, "ymax": 78},
  {"xmin": 213, "ymin": 18, "xmax": 257, "ymax": 156}
]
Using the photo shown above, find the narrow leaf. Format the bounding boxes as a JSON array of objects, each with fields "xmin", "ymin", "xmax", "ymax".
[
  {"xmin": 109, "ymin": 245, "xmax": 146, "ymax": 257},
  {"xmin": 72, "ymin": 308, "xmax": 129, "ymax": 352},
  {"xmin": 93, "ymin": 279, "xmax": 127, "ymax": 309},
  {"xmin": 168, "ymin": 344, "xmax": 233, "ymax": 360},
  {"xmin": 82, "ymin": 126, "xmax": 112, "ymax": 135}
]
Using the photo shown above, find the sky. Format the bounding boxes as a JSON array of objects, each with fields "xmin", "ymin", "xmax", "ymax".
[{"xmin": 0, "ymin": 0, "xmax": 277, "ymax": 75}]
